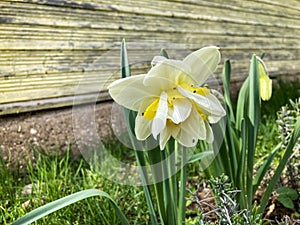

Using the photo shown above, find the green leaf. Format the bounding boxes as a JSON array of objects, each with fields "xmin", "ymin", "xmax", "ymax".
[
  {"xmin": 277, "ymin": 195, "xmax": 295, "ymax": 209},
  {"xmin": 246, "ymin": 55, "xmax": 260, "ymax": 208},
  {"xmin": 247, "ymin": 55, "xmax": 261, "ymax": 128},
  {"xmin": 252, "ymin": 143, "xmax": 280, "ymax": 195},
  {"xmin": 12, "ymin": 189, "xmax": 129, "ymax": 225},
  {"xmin": 121, "ymin": 39, "xmax": 131, "ymax": 78},
  {"xmin": 222, "ymin": 59, "xmax": 235, "ymax": 124},
  {"xmin": 235, "ymin": 77, "xmax": 249, "ymax": 132},
  {"xmin": 178, "ymin": 145, "xmax": 187, "ymax": 225},
  {"xmin": 276, "ymin": 187, "xmax": 299, "ymax": 200},
  {"xmin": 187, "ymin": 151, "xmax": 214, "ymax": 164},
  {"xmin": 160, "ymin": 48, "xmax": 169, "ymax": 58}
]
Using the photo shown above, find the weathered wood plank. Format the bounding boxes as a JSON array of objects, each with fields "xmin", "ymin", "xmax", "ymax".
[{"xmin": 0, "ymin": 0, "xmax": 299, "ymax": 115}]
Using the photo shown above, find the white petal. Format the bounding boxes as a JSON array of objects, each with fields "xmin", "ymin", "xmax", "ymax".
[
  {"xmin": 159, "ymin": 122, "xmax": 181, "ymax": 150},
  {"xmin": 178, "ymin": 86, "xmax": 226, "ymax": 118},
  {"xmin": 135, "ymin": 98, "xmax": 158, "ymax": 140},
  {"xmin": 168, "ymin": 98, "xmax": 192, "ymax": 124},
  {"xmin": 108, "ymin": 74, "xmax": 161, "ymax": 111},
  {"xmin": 183, "ymin": 46, "xmax": 221, "ymax": 84},
  {"xmin": 159, "ymin": 126, "xmax": 171, "ymax": 150},
  {"xmin": 205, "ymin": 121, "xmax": 214, "ymax": 143},
  {"xmin": 144, "ymin": 59, "xmax": 193, "ymax": 88},
  {"xmin": 176, "ymin": 109, "xmax": 204, "ymax": 147},
  {"xmin": 178, "ymin": 86, "xmax": 212, "ymax": 109},
  {"xmin": 198, "ymin": 114, "xmax": 207, "ymax": 140},
  {"xmin": 204, "ymin": 94, "xmax": 226, "ymax": 118},
  {"xmin": 143, "ymin": 76, "xmax": 175, "ymax": 91},
  {"xmin": 135, "ymin": 115, "xmax": 152, "ymax": 140},
  {"xmin": 152, "ymin": 92, "xmax": 168, "ymax": 139},
  {"xmin": 151, "ymin": 56, "xmax": 167, "ymax": 66}
]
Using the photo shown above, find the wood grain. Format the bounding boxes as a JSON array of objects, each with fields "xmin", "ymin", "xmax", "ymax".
[{"xmin": 0, "ymin": 0, "xmax": 299, "ymax": 115}]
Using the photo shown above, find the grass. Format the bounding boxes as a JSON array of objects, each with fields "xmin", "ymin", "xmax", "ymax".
[{"xmin": 0, "ymin": 147, "xmax": 149, "ymax": 225}]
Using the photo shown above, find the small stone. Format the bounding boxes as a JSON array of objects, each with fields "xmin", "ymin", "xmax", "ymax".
[
  {"xmin": 30, "ymin": 128, "xmax": 37, "ymax": 135},
  {"xmin": 17, "ymin": 125, "xmax": 22, "ymax": 133}
]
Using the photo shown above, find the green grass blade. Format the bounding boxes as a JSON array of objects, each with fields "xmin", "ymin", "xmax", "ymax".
[
  {"xmin": 258, "ymin": 118, "xmax": 300, "ymax": 213},
  {"xmin": 12, "ymin": 189, "xmax": 130, "ymax": 225}
]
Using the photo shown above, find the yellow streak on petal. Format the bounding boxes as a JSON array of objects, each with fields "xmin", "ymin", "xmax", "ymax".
[
  {"xmin": 167, "ymin": 87, "xmax": 184, "ymax": 107},
  {"xmin": 143, "ymin": 99, "xmax": 159, "ymax": 120},
  {"xmin": 193, "ymin": 87, "xmax": 210, "ymax": 95},
  {"xmin": 180, "ymin": 83, "xmax": 211, "ymax": 96},
  {"xmin": 193, "ymin": 102, "xmax": 207, "ymax": 120}
]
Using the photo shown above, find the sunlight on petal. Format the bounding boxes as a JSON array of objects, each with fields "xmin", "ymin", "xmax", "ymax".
[
  {"xmin": 159, "ymin": 126, "xmax": 172, "ymax": 150},
  {"xmin": 183, "ymin": 46, "xmax": 221, "ymax": 84},
  {"xmin": 108, "ymin": 74, "xmax": 160, "ymax": 111},
  {"xmin": 177, "ymin": 109, "xmax": 204, "ymax": 147},
  {"xmin": 168, "ymin": 98, "xmax": 192, "ymax": 124},
  {"xmin": 144, "ymin": 59, "xmax": 192, "ymax": 87},
  {"xmin": 135, "ymin": 115, "xmax": 152, "ymax": 140},
  {"xmin": 151, "ymin": 56, "xmax": 167, "ymax": 66},
  {"xmin": 152, "ymin": 92, "xmax": 168, "ymax": 139},
  {"xmin": 205, "ymin": 121, "xmax": 214, "ymax": 143}
]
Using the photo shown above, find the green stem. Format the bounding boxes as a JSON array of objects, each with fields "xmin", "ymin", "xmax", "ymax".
[
  {"xmin": 147, "ymin": 149, "xmax": 167, "ymax": 223},
  {"xmin": 162, "ymin": 146, "xmax": 175, "ymax": 225},
  {"xmin": 178, "ymin": 145, "xmax": 187, "ymax": 225},
  {"xmin": 135, "ymin": 151, "xmax": 159, "ymax": 225}
]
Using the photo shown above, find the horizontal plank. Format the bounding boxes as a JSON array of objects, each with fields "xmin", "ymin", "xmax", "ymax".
[
  {"xmin": 0, "ymin": 1, "xmax": 299, "ymax": 34},
  {"xmin": 0, "ymin": 92, "xmax": 111, "ymax": 115},
  {"xmin": 0, "ymin": 0, "xmax": 299, "ymax": 114}
]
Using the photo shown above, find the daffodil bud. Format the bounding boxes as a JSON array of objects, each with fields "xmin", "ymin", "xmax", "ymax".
[{"xmin": 257, "ymin": 56, "xmax": 272, "ymax": 101}]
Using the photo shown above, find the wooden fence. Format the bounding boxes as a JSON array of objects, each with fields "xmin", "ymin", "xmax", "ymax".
[{"xmin": 0, "ymin": 0, "xmax": 299, "ymax": 115}]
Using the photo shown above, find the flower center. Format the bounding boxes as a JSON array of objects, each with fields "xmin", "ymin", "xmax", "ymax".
[{"xmin": 142, "ymin": 85, "xmax": 210, "ymax": 121}]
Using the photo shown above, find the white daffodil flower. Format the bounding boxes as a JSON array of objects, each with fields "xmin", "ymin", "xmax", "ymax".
[
  {"xmin": 108, "ymin": 46, "xmax": 226, "ymax": 150},
  {"xmin": 257, "ymin": 57, "xmax": 272, "ymax": 101}
]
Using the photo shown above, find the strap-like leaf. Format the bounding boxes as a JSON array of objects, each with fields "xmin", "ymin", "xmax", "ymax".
[
  {"xmin": 160, "ymin": 48, "xmax": 169, "ymax": 59},
  {"xmin": 222, "ymin": 59, "xmax": 235, "ymax": 124},
  {"xmin": 12, "ymin": 189, "xmax": 130, "ymax": 225},
  {"xmin": 187, "ymin": 151, "xmax": 214, "ymax": 164},
  {"xmin": 121, "ymin": 39, "xmax": 131, "ymax": 78},
  {"xmin": 245, "ymin": 55, "xmax": 261, "ymax": 208}
]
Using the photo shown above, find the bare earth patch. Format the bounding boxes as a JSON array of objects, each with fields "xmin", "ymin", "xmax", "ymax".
[{"xmin": 0, "ymin": 102, "xmax": 113, "ymax": 166}]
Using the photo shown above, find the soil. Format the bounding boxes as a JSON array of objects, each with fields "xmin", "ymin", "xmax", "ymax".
[{"xmin": 0, "ymin": 101, "xmax": 113, "ymax": 167}]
